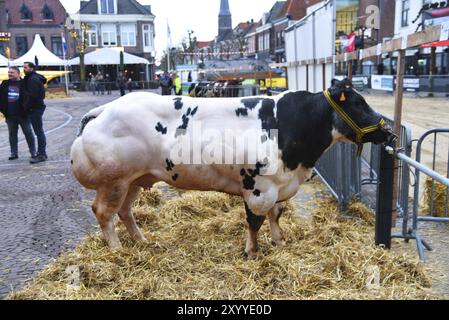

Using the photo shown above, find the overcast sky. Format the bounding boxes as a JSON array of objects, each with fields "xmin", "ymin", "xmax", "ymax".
[{"xmin": 60, "ymin": 0, "xmax": 278, "ymax": 61}]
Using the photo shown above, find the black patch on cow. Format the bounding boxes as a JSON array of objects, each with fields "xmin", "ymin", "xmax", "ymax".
[
  {"xmin": 235, "ymin": 108, "xmax": 248, "ymax": 117},
  {"xmin": 70, "ymin": 160, "xmax": 73, "ymax": 165},
  {"xmin": 253, "ymin": 189, "xmax": 261, "ymax": 197},
  {"xmin": 173, "ymin": 98, "xmax": 183, "ymax": 110},
  {"xmin": 261, "ymin": 135, "xmax": 268, "ymax": 143},
  {"xmin": 242, "ymin": 174, "xmax": 255, "ymax": 190},
  {"xmin": 276, "ymin": 91, "xmax": 334, "ymax": 170},
  {"xmin": 191, "ymin": 106, "xmax": 199, "ymax": 116},
  {"xmin": 186, "ymin": 107, "xmax": 192, "ymax": 116},
  {"xmin": 172, "ymin": 174, "xmax": 179, "ymax": 181},
  {"xmin": 241, "ymin": 98, "xmax": 263, "ymax": 110},
  {"xmin": 258, "ymin": 99, "xmax": 277, "ymax": 137},
  {"xmin": 155, "ymin": 122, "xmax": 167, "ymax": 135},
  {"xmin": 240, "ymin": 168, "xmax": 246, "ymax": 176},
  {"xmin": 166, "ymin": 159, "xmax": 175, "ymax": 171},
  {"xmin": 178, "ymin": 114, "xmax": 189, "ymax": 131},
  {"xmin": 244, "ymin": 202, "xmax": 266, "ymax": 232}
]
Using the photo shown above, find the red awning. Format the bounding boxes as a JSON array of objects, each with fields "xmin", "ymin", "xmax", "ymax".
[{"xmin": 420, "ymin": 40, "xmax": 449, "ymax": 48}]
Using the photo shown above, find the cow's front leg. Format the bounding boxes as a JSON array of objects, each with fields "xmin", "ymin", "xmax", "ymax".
[
  {"xmin": 268, "ymin": 203, "xmax": 286, "ymax": 247},
  {"xmin": 244, "ymin": 202, "xmax": 266, "ymax": 260}
]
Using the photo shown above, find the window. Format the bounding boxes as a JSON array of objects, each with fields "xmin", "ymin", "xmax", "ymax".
[
  {"xmin": 264, "ymin": 33, "xmax": 270, "ymax": 51},
  {"xmin": 121, "ymin": 23, "xmax": 136, "ymax": 47},
  {"xmin": 20, "ymin": 4, "xmax": 32, "ymax": 21},
  {"xmin": 101, "ymin": 24, "xmax": 117, "ymax": 46},
  {"xmin": 87, "ymin": 24, "xmax": 98, "ymax": 46},
  {"xmin": 401, "ymin": 0, "xmax": 410, "ymax": 27},
  {"xmin": 142, "ymin": 24, "xmax": 153, "ymax": 52},
  {"xmin": 100, "ymin": 0, "xmax": 115, "ymax": 14},
  {"xmin": 51, "ymin": 36, "xmax": 62, "ymax": 56},
  {"xmin": 42, "ymin": 4, "xmax": 54, "ymax": 20},
  {"xmin": 15, "ymin": 36, "xmax": 28, "ymax": 56},
  {"xmin": 258, "ymin": 35, "xmax": 263, "ymax": 51}
]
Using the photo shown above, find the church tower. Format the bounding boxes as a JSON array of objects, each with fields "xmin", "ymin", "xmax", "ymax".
[{"xmin": 218, "ymin": 0, "xmax": 232, "ymax": 36}]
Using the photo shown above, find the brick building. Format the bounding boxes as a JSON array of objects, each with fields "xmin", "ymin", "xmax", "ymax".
[{"xmin": 2, "ymin": 0, "xmax": 73, "ymax": 59}]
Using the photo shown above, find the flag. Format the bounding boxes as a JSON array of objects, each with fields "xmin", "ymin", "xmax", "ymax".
[
  {"xmin": 61, "ymin": 32, "xmax": 68, "ymax": 58},
  {"xmin": 345, "ymin": 32, "xmax": 356, "ymax": 53},
  {"xmin": 167, "ymin": 19, "xmax": 172, "ymax": 46}
]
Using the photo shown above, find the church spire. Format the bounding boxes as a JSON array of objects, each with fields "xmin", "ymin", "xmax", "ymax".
[{"xmin": 218, "ymin": 0, "xmax": 232, "ymax": 36}]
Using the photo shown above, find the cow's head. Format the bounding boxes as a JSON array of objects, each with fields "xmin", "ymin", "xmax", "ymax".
[{"xmin": 328, "ymin": 78, "xmax": 394, "ymax": 145}]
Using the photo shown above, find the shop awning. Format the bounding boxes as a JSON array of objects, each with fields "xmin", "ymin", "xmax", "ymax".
[
  {"xmin": 11, "ymin": 34, "xmax": 66, "ymax": 67},
  {"xmin": 68, "ymin": 48, "xmax": 150, "ymax": 66},
  {"xmin": 420, "ymin": 40, "xmax": 449, "ymax": 48},
  {"xmin": 0, "ymin": 68, "xmax": 70, "ymax": 82}
]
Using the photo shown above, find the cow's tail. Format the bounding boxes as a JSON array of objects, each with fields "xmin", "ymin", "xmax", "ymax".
[{"xmin": 77, "ymin": 105, "xmax": 107, "ymax": 137}]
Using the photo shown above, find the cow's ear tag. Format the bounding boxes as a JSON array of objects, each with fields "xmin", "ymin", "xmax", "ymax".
[{"xmin": 340, "ymin": 93, "xmax": 346, "ymax": 102}]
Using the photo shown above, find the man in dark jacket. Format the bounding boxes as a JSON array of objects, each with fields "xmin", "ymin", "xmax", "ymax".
[
  {"xmin": 159, "ymin": 72, "xmax": 173, "ymax": 96},
  {"xmin": 22, "ymin": 62, "xmax": 47, "ymax": 164},
  {"xmin": 0, "ymin": 67, "xmax": 36, "ymax": 160}
]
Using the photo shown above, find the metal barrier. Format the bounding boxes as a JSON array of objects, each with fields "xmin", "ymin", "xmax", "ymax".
[
  {"xmin": 391, "ymin": 129, "xmax": 449, "ymax": 260},
  {"xmin": 315, "ymin": 115, "xmax": 412, "ymax": 214}
]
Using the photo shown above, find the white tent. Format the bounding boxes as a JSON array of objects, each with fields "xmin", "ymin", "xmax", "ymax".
[
  {"xmin": 11, "ymin": 34, "xmax": 66, "ymax": 67},
  {"xmin": 0, "ymin": 53, "xmax": 8, "ymax": 66},
  {"xmin": 68, "ymin": 47, "xmax": 150, "ymax": 66}
]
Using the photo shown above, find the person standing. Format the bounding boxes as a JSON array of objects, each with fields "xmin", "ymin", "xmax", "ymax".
[
  {"xmin": 159, "ymin": 71, "xmax": 173, "ymax": 96},
  {"xmin": 90, "ymin": 74, "xmax": 97, "ymax": 95},
  {"xmin": 127, "ymin": 78, "xmax": 133, "ymax": 93},
  {"xmin": 105, "ymin": 74, "xmax": 112, "ymax": 95},
  {"xmin": 0, "ymin": 67, "xmax": 36, "ymax": 161},
  {"xmin": 116, "ymin": 72, "xmax": 127, "ymax": 96},
  {"xmin": 173, "ymin": 72, "xmax": 182, "ymax": 96},
  {"xmin": 95, "ymin": 72, "xmax": 105, "ymax": 95},
  {"xmin": 22, "ymin": 62, "xmax": 48, "ymax": 164}
]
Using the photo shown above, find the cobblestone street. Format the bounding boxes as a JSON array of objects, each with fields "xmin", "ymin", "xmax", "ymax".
[{"xmin": 0, "ymin": 91, "xmax": 129, "ymax": 298}]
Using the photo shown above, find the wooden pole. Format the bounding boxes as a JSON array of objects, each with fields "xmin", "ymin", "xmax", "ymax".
[
  {"xmin": 391, "ymin": 49, "xmax": 406, "ymax": 225},
  {"xmin": 347, "ymin": 60, "xmax": 353, "ymax": 81}
]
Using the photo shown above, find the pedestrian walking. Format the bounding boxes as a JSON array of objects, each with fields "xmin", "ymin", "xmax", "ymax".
[
  {"xmin": 160, "ymin": 71, "xmax": 173, "ymax": 96},
  {"xmin": 116, "ymin": 72, "xmax": 127, "ymax": 96},
  {"xmin": 0, "ymin": 67, "xmax": 36, "ymax": 161},
  {"xmin": 22, "ymin": 62, "xmax": 48, "ymax": 164}
]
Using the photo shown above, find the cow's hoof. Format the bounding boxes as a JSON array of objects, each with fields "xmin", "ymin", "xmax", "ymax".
[
  {"xmin": 109, "ymin": 243, "xmax": 123, "ymax": 251},
  {"xmin": 136, "ymin": 236, "xmax": 149, "ymax": 243},
  {"xmin": 271, "ymin": 239, "xmax": 286, "ymax": 247},
  {"xmin": 243, "ymin": 250, "xmax": 259, "ymax": 260}
]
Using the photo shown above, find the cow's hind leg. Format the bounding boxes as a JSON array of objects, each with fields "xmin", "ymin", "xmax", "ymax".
[
  {"xmin": 268, "ymin": 203, "xmax": 286, "ymax": 247},
  {"xmin": 244, "ymin": 202, "xmax": 266, "ymax": 260},
  {"xmin": 92, "ymin": 185, "xmax": 129, "ymax": 249},
  {"xmin": 118, "ymin": 185, "xmax": 148, "ymax": 243}
]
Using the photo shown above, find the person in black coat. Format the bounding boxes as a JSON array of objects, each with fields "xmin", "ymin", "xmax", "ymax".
[
  {"xmin": 22, "ymin": 62, "xmax": 48, "ymax": 164},
  {"xmin": 0, "ymin": 67, "xmax": 36, "ymax": 160}
]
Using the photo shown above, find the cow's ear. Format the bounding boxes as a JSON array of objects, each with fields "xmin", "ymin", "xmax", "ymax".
[
  {"xmin": 341, "ymin": 78, "xmax": 353, "ymax": 89},
  {"xmin": 331, "ymin": 79, "xmax": 340, "ymax": 87}
]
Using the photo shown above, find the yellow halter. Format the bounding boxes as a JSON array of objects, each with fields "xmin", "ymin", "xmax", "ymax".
[{"xmin": 324, "ymin": 90, "xmax": 385, "ymax": 156}]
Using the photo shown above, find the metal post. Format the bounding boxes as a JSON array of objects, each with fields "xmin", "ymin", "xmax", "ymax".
[
  {"xmin": 392, "ymin": 49, "xmax": 406, "ymax": 225},
  {"xmin": 375, "ymin": 144, "xmax": 395, "ymax": 249}
]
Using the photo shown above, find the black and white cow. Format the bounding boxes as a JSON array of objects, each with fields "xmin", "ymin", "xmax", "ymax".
[{"xmin": 71, "ymin": 79, "xmax": 393, "ymax": 259}]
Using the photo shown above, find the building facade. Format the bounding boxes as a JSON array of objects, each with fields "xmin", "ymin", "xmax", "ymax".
[
  {"xmin": 1, "ymin": 0, "xmax": 73, "ymax": 59},
  {"xmin": 78, "ymin": 0, "xmax": 156, "ymax": 79},
  {"xmin": 394, "ymin": 0, "xmax": 449, "ymax": 76}
]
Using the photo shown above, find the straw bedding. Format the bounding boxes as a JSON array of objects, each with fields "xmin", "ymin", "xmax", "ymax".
[
  {"xmin": 9, "ymin": 184, "xmax": 434, "ymax": 300},
  {"xmin": 424, "ymin": 178, "xmax": 448, "ymax": 218}
]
